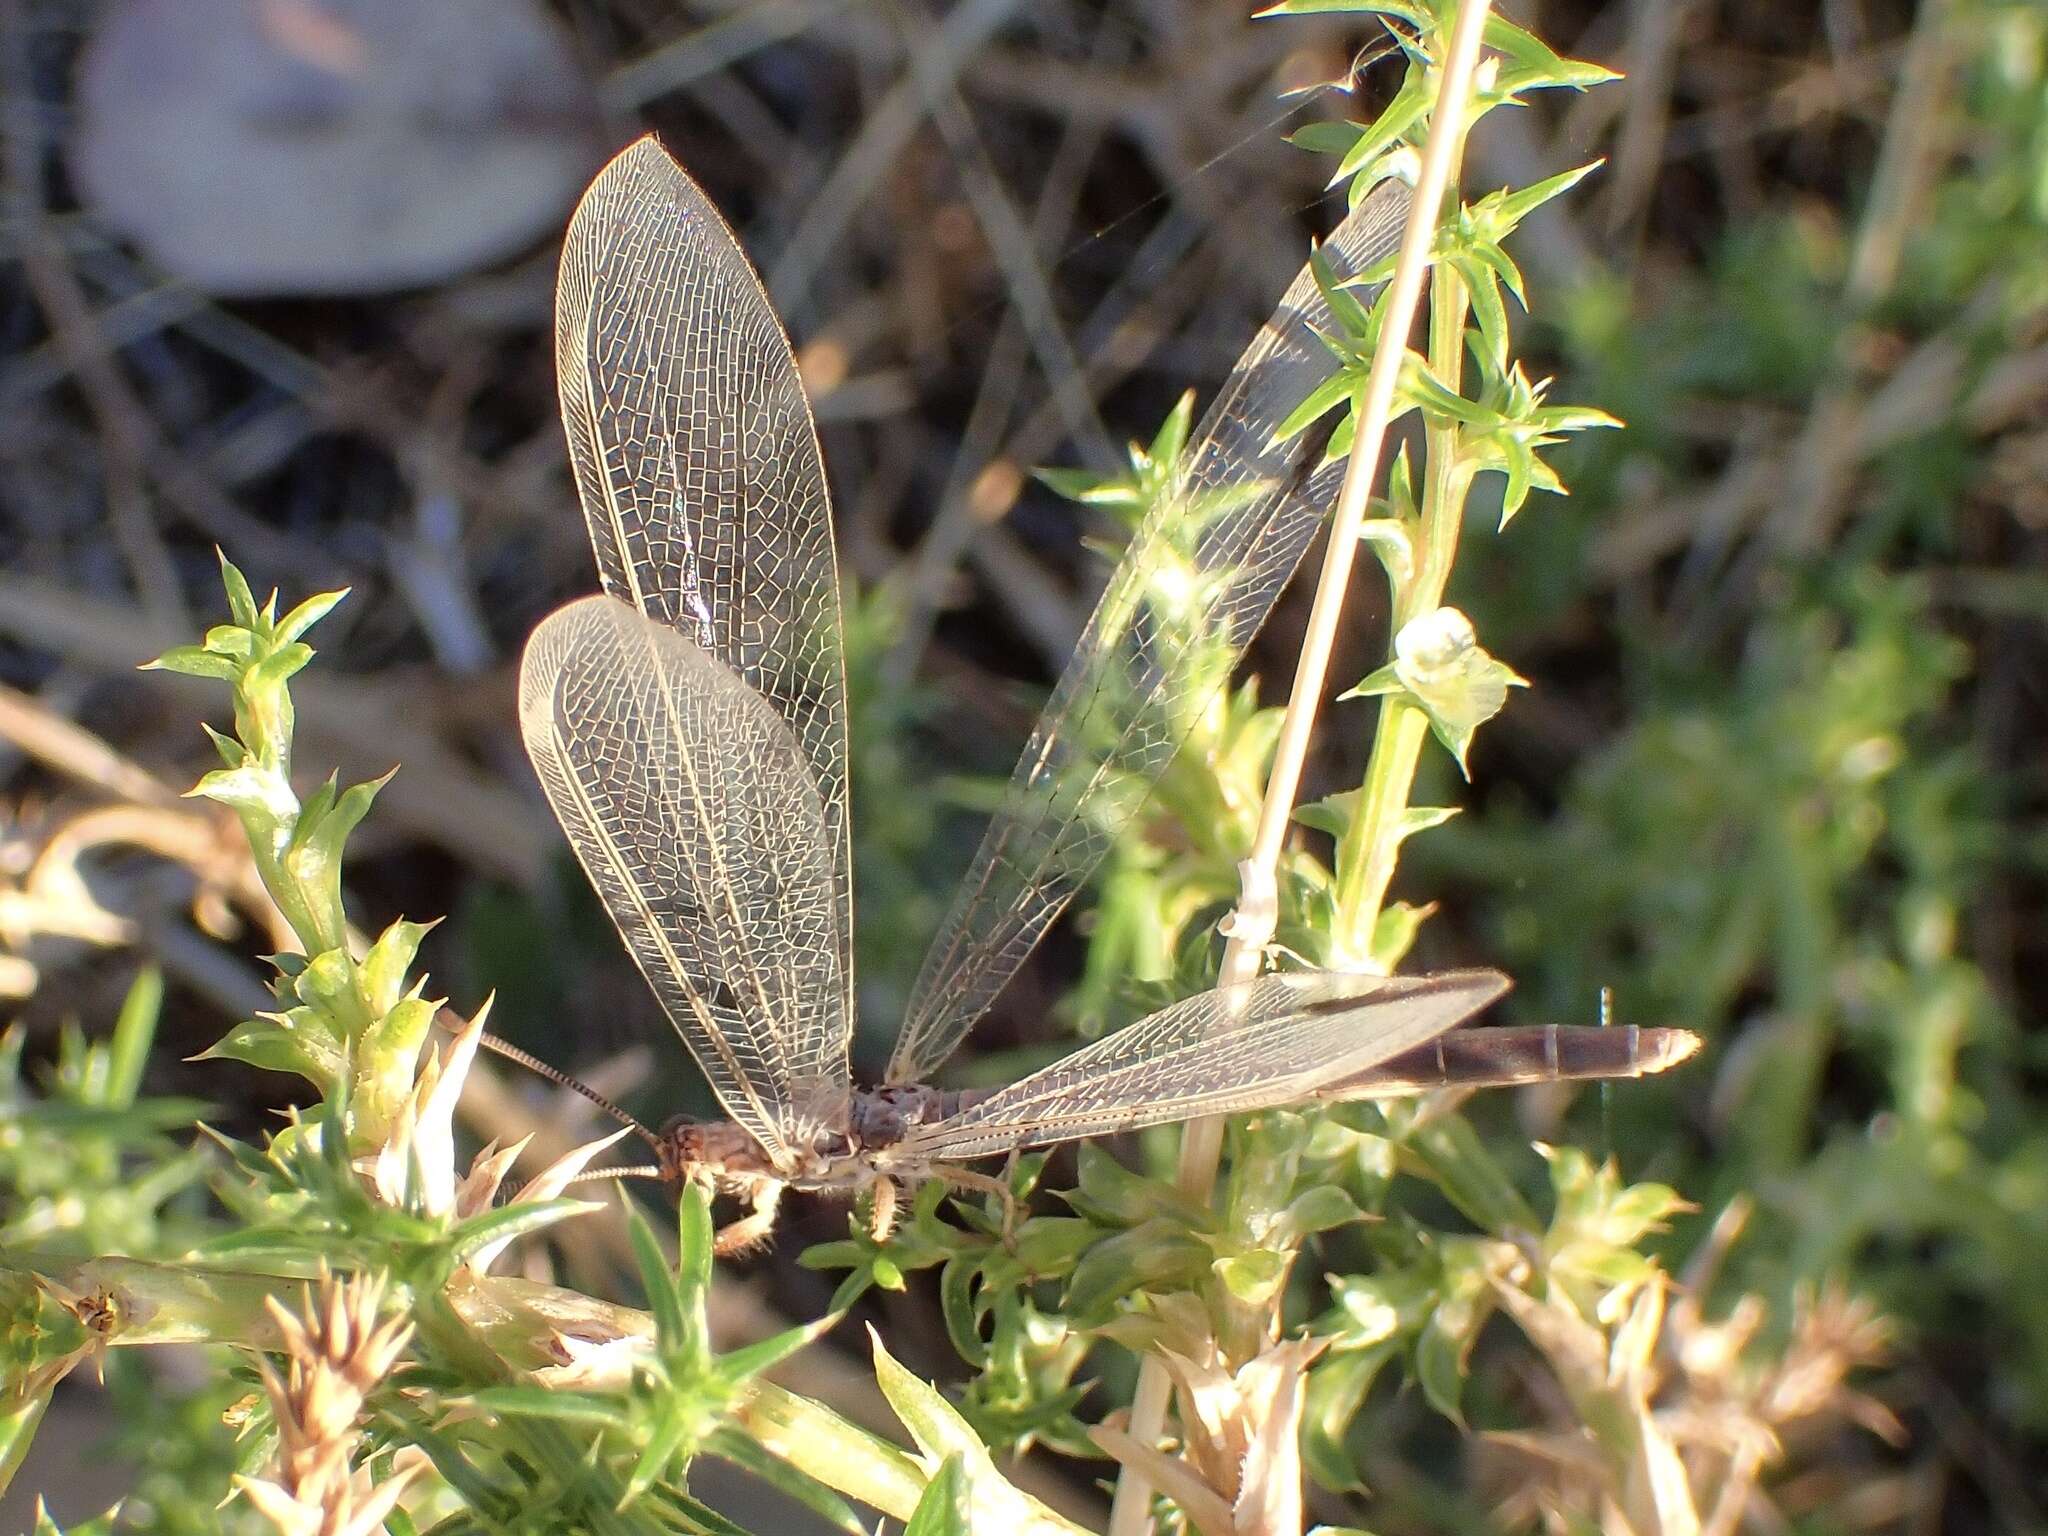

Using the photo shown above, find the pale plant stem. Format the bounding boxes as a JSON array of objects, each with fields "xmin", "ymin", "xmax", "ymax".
[{"xmin": 1104, "ymin": 5, "xmax": 1494, "ymax": 1533}]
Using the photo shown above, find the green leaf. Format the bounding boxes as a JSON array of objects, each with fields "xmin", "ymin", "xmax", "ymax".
[
  {"xmin": 102, "ymin": 966, "xmax": 162, "ymax": 1108},
  {"xmin": 718, "ymin": 1314, "xmax": 841, "ymax": 1384},
  {"xmin": 188, "ymin": 763, "xmax": 298, "ymax": 830},
  {"xmin": 622, "ymin": 1404, "xmax": 694, "ymax": 1509},
  {"xmin": 1215, "ymin": 1248, "xmax": 1289, "ymax": 1306},
  {"xmin": 1394, "ymin": 1111, "xmax": 1537, "ymax": 1231},
  {"xmin": 275, "ymin": 588, "xmax": 350, "ymax": 644},
  {"xmin": 673, "ymin": 1182, "xmax": 716, "ymax": 1370},
  {"xmin": 1326, "ymin": 1267, "xmax": 1435, "ymax": 1349},
  {"xmin": 827, "ymin": 1266, "xmax": 878, "ymax": 1313},
  {"xmin": 704, "ymin": 1428, "xmax": 868, "ymax": 1536},
  {"xmin": 140, "ymin": 644, "xmax": 241, "ymax": 680},
  {"xmin": 1415, "ymin": 1244, "xmax": 1498, "ymax": 1425},
  {"xmin": 219, "ymin": 554, "xmax": 260, "ymax": 629},
  {"xmin": 1269, "ymin": 369, "xmax": 1360, "ymax": 448},
  {"xmin": 200, "ymin": 723, "xmax": 243, "ymax": 769},
  {"xmin": 1065, "ymin": 1222, "xmax": 1211, "ymax": 1319},
  {"xmin": 285, "ymin": 770, "xmax": 392, "ymax": 951},
  {"xmin": 359, "ymin": 996, "xmax": 437, "ymax": 1110},
  {"xmin": 0, "ymin": 1392, "xmax": 52, "ymax": 1505},
  {"xmin": 15, "ymin": 1098, "xmax": 211, "ymax": 1137},
  {"xmin": 1394, "ymin": 806, "xmax": 1459, "ymax": 844},
  {"xmin": 798, "ymin": 1239, "xmax": 869, "ymax": 1273},
  {"xmin": 1065, "ymin": 1143, "xmax": 1212, "ymax": 1229},
  {"xmin": 443, "ymin": 1197, "xmax": 603, "ymax": 1269},
  {"xmin": 292, "ymin": 949, "xmax": 368, "ymax": 1040},
  {"xmin": 904, "ymin": 1456, "xmax": 972, "ymax": 1536},
  {"xmin": 243, "ymin": 640, "xmax": 315, "ymax": 697},
  {"xmin": 361, "ymin": 920, "xmax": 438, "ymax": 1017},
  {"xmin": 201, "ymin": 624, "xmax": 257, "ymax": 660},
  {"xmin": 1287, "ymin": 119, "xmax": 1367, "ymax": 157},
  {"xmin": 239, "ymin": 642, "xmax": 313, "ymax": 756},
  {"xmin": 1145, "ymin": 389, "xmax": 1196, "ymax": 470},
  {"xmin": 939, "ymin": 1256, "xmax": 991, "ymax": 1369},
  {"xmin": 1310, "ymin": 240, "xmax": 1374, "ymax": 341},
  {"xmin": 1369, "ymin": 900, "xmax": 1434, "ymax": 971},
  {"xmin": 1332, "ymin": 73, "xmax": 1430, "ymax": 184},
  {"xmin": 1302, "ymin": 1343, "xmax": 1400, "ymax": 1492},
  {"xmin": 294, "ymin": 772, "xmax": 338, "ymax": 841},
  {"xmin": 662, "ymin": 1489, "xmax": 757, "ymax": 1536},
  {"xmin": 627, "ymin": 1197, "xmax": 689, "ymax": 1356},
  {"xmin": 1034, "ymin": 465, "xmax": 1142, "ymax": 509},
  {"xmin": 468, "ymin": 1385, "xmax": 633, "ymax": 1432},
  {"xmin": 193, "ymin": 1014, "xmax": 341, "ymax": 1086},
  {"xmin": 1296, "ymin": 790, "xmax": 1357, "ymax": 839},
  {"xmin": 871, "ymin": 1327, "xmax": 989, "ymax": 1469},
  {"xmin": 1036, "ymin": 465, "xmax": 1105, "ymax": 501},
  {"xmin": 1343, "ymin": 608, "xmax": 1527, "ymax": 777},
  {"xmin": 1485, "ymin": 162, "xmax": 1599, "ymax": 234},
  {"xmin": 1274, "ymin": 1183, "xmax": 1366, "ymax": 1244}
]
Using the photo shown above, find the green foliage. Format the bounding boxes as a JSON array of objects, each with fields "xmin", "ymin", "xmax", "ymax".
[
  {"xmin": 1420, "ymin": 1, "xmax": 2048, "ymax": 1451},
  {"xmin": 1, "ymin": 568, "xmax": 1049, "ymax": 1535},
  {"xmin": 773, "ymin": 15, "xmax": 1727, "ymax": 1531},
  {"xmin": 99, "ymin": 1360, "xmax": 268, "ymax": 1536},
  {"xmin": 14, "ymin": 0, "xmax": 2022, "ymax": 1525},
  {"xmin": 0, "ymin": 971, "xmax": 209, "ymax": 1258},
  {"xmin": 146, "ymin": 555, "xmax": 437, "ymax": 1151}
]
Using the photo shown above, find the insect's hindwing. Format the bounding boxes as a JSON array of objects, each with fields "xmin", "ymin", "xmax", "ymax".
[
  {"xmin": 892, "ymin": 969, "xmax": 1507, "ymax": 1163},
  {"xmin": 520, "ymin": 595, "xmax": 850, "ymax": 1159},
  {"xmin": 889, "ymin": 177, "xmax": 1415, "ymax": 1084}
]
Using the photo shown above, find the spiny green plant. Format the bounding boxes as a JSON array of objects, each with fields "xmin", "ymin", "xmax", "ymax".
[
  {"xmin": 0, "ymin": 4, "xmax": 1910, "ymax": 1533},
  {"xmin": 1441, "ymin": 0, "xmax": 2048, "ymax": 1454},
  {"xmin": 5, "ymin": 561, "xmax": 1088, "ymax": 1535}
]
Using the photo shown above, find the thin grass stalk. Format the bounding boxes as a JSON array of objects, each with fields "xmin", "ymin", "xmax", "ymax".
[{"xmin": 1104, "ymin": 3, "xmax": 1496, "ymax": 1530}]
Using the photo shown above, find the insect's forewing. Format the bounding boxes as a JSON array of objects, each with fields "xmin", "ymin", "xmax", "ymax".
[
  {"xmin": 520, "ymin": 595, "xmax": 848, "ymax": 1163},
  {"xmin": 888, "ymin": 179, "xmax": 1413, "ymax": 1085},
  {"xmin": 557, "ymin": 135, "xmax": 854, "ymax": 1023},
  {"xmin": 885, "ymin": 970, "xmax": 1506, "ymax": 1164}
]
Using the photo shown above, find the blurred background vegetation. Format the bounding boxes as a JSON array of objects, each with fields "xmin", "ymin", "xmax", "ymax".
[{"xmin": 0, "ymin": 0, "xmax": 2041, "ymax": 1531}]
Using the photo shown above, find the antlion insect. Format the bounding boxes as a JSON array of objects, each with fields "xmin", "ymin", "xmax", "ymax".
[{"xmin": 512, "ymin": 136, "xmax": 1699, "ymax": 1255}]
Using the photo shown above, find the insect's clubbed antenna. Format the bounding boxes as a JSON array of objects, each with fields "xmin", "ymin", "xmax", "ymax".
[
  {"xmin": 508, "ymin": 133, "xmax": 1701, "ymax": 1259},
  {"xmin": 558, "ymin": 1165, "xmax": 668, "ymax": 1186},
  {"xmin": 469, "ymin": 1027, "xmax": 664, "ymax": 1159}
]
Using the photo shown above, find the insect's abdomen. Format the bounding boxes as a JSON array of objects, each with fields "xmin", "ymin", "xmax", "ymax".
[{"xmin": 1325, "ymin": 1024, "xmax": 1701, "ymax": 1099}]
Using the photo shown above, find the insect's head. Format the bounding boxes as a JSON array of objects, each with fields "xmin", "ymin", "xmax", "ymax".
[{"xmin": 654, "ymin": 1114, "xmax": 704, "ymax": 1187}]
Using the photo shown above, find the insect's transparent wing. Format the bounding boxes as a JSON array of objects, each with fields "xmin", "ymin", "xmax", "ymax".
[
  {"xmin": 888, "ymin": 970, "xmax": 1505, "ymax": 1164},
  {"xmin": 558, "ymin": 136, "xmax": 853, "ymax": 1019},
  {"xmin": 519, "ymin": 595, "xmax": 849, "ymax": 1162},
  {"xmin": 889, "ymin": 179, "xmax": 1413, "ymax": 1085}
]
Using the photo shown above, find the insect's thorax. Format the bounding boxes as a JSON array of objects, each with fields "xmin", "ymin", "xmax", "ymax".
[{"xmin": 659, "ymin": 1083, "xmax": 987, "ymax": 1192}]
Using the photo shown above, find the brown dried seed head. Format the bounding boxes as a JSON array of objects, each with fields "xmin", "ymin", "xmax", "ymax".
[{"xmin": 241, "ymin": 1268, "xmax": 419, "ymax": 1536}]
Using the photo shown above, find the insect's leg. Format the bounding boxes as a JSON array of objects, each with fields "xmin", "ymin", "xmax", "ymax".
[
  {"xmin": 864, "ymin": 1177, "xmax": 900, "ymax": 1245},
  {"xmin": 712, "ymin": 1178, "xmax": 784, "ymax": 1257},
  {"xmin": 933, "ymin": 1164, "xmax": 1020, "ymax": 1249},
  {"xmin": 996, "ymin": 1147, "xmax": 1022, "ymax": 1242}
]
